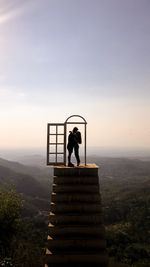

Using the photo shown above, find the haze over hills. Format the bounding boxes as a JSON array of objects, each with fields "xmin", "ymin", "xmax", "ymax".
[
  {"xmin": 0, "ymin": 164, "xmax": 46, "ymax": 197},
  {"xmin": 1, "ymin": 153, "xmax": 150, "ymax": 184},
  {"xmin": 1, "ymin": 146, "xmax": 150, "ymax": 162},
  {"xmin": 88, "ymin": 156, "xmax": 150, "ymax": 177},
  {"xmin": 0, "ymin": 154, "xmax": 150, "ymax": 205},
  {"xmin": 0, "ymin": 156, "xmax": 52, "ymax": 182}
]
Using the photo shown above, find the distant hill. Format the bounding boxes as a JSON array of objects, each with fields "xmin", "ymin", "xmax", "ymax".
[
  {"xmin": 0, "ymin": 157, "xmax": 53, "ymax": 183},
  {"xmin": 0, "ymin": 165, "xmax": 47, "ymax": 198},
  {"xmin": 13, "ymin": 154, "xmax": 46, "ymax": 167},
  {"xmin": 87, "ymin": 156, "xmax": 150, "ymax": 178},
  {"xmin": 0, "ymin": 158, "xmax": 51, "ymax": 217}
]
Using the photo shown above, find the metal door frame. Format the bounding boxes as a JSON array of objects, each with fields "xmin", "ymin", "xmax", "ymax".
[{"xmin": 64, "ymin": 115, "xmax": 87, "ymax": 165}]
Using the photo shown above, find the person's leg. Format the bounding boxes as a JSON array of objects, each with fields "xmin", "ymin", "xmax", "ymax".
[
  {"xmin": 68, "ymin": 147, "xmax": 74, "ymax": 167},
  {"xmin": 68, "ymin": 150, "xmax": 72, "ymax": 164},
  {"xmin": 74, "ymin": 145, "xmax": 80, "ymax": 166}
]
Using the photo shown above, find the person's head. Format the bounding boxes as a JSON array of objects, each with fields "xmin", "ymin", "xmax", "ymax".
[{"xmin": 73, "ymin": 127, "xmax": 78, "ymax": 133}]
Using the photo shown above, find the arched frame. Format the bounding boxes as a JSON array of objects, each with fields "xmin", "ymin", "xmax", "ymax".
[{"xmin": 64, "ymin": 115, "xmax": 87, "ymax": 166}]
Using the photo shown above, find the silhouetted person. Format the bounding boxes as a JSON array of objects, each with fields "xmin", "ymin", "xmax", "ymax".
[{"xmin": 67, "ymin": 127, "xmax": 82, "ymax": 167}]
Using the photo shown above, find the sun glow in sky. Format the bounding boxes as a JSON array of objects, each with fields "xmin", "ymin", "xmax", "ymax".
[{"xmin": 0, "ymin": 0, "xmax": 150, "ymax": 151}]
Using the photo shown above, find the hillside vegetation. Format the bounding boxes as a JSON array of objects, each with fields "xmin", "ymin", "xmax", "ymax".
[
  {"xmin": 0, "ymin": 156, "xmax": 150, "ymax": 266},
  {"xmin": 0, "ymin": 157, "xmax": 51, "ymax": 267},
  {"xmin": 90, "ymin": 157, "xmax": 150, "ymax": 267}
]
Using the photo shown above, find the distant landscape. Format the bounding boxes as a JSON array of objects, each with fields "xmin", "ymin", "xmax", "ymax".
[
  {"xmin": 0, "ymin": 151, "xmax": 150, "ymax": 267},
  {"xmin": 1, "ymin": 146, "xmax": 150, "ymax": 161}
]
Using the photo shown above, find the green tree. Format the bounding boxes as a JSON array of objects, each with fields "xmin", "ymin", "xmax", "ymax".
[{"xmin": 0, "ymin": 186, "xmax": 22, "ymax": 260}]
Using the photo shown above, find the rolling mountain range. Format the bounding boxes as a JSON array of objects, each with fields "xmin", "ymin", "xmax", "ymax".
[{"xmin": 0, "ymin": 155, "xmax": 150, "ymax": 218}]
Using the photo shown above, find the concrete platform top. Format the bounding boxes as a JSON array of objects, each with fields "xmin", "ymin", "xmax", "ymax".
[
  {"xmin": 55, "ymin": 164, "xmax": 98, "ymax": 169},
  {"xmin": 54, "ymin": 164, "xmax": 99, "ymax": 177}
]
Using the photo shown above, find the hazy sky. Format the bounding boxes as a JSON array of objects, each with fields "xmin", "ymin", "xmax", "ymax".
[{"xmin": 0, "ymin": 0, "xmax": 150, "ymax": 150}]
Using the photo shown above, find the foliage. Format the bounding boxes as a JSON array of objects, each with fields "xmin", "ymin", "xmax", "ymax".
[
  {"xmin": 100, "ymin": 172, "xmax": 150, "ymax": 267},
  {"xmin": 106, "ymin": 223, "xmax": 150, "ymax": 265},
  {"xmin": 0, "ymin": 186, "xmax": 22, "ymax": 257},
  {"xmin": 0, "ymin": 186, "xmax": 47, "ymax": 267},
  {"xmin": 11, "ymin": 217, "xmax": 47, "ymax": 267}
]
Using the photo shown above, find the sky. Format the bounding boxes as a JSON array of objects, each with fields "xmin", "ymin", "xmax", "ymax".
[{"xmin": 0, "ymin": 0, "xmax": 150, "ymax": 152}]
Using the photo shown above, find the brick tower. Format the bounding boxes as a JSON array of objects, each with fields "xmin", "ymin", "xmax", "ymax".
[{"xmin": 45, "ymin": 164, "xmax": 108, "ymax": 267}]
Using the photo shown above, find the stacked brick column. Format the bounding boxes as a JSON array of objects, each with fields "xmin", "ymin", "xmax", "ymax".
[{"xmin": 45, "ymin": 164, "xmax": 108, "ymax": 267}]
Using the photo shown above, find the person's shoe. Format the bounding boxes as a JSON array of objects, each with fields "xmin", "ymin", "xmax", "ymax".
[
  {"xmin": 68, "ymin": 162, "xmax": 74, "ymax": 167},
  {"xmin": 77, "ymin": 162, "xmax": 80, "ymax": 166}
]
